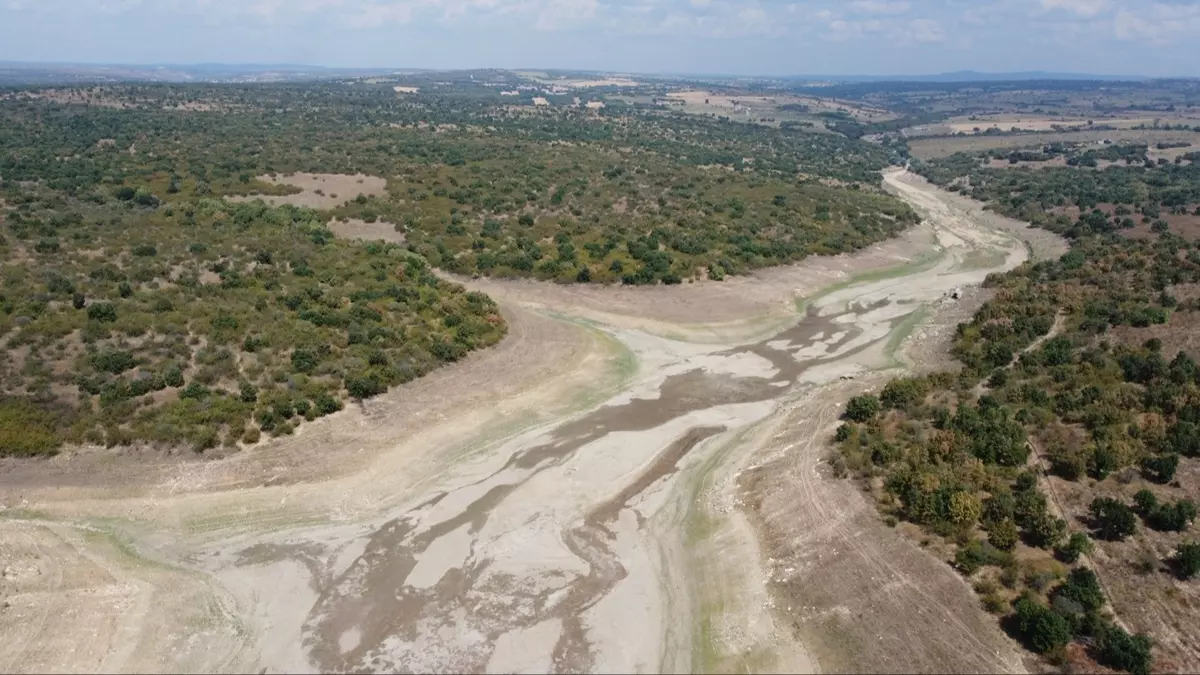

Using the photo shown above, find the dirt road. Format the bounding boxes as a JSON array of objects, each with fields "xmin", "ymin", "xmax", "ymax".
[{"xmin": 0, "ymin": 169, "xmax": 1049, "ymax": 674}]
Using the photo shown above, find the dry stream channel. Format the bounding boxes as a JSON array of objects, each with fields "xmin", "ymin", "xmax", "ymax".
[{"xmin": 0, "ymin": 170, "xmax": 1041, "ymax": 674}]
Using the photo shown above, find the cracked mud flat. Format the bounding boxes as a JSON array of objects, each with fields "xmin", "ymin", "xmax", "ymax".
[{"xmin": 0, "ymin": 170, "xmax": 1045, "ymax": 674}]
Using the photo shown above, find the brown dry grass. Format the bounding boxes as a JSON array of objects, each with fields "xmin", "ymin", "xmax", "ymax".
[
  {"xmin": 227, "ymin": 173, "xmax": 387, "ymax": 210},
  {"xmin": 327, "ymin": 218, "xmax": 405, "ymax": 244},
  {"xmin": 665, "ymin": 90, "xmax": 897, "ymax": 123},
  {"xmin": 1110, "ymin": 310, "xmax": 1200, "ymax": 358},
  {"xmin": 942, "ymin": 116, "xmax": 1186, "ymax": 135},
  {"xmin": 1053, "ymin": 204, "xmax": 1200, "ymax": 241},
  {"xmin": 1044, "ymin": 461, "xmax": 1200, "ymax": 672},
  {"xmin": 910, "ymin": 129, "xmax": 1200, "ymax": 160}
]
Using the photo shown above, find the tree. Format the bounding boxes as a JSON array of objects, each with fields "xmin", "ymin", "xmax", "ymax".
[
  {"xmin": 1026, "ymin": 512, "xmax": 1068, "ymax": 549},
  {"xmin": 164, "ymin": 365, "xmax": 184, "ymax": 388},
  {"xmin": 291, "ymin": 348, "xmax": 319, "ymax": 373},
  {"xmin": 1052, "ymin": 567, "xmax": 1105, "ymax": 613},
  {"xmin": 86, "ymin": 302, "xmax": 117, "ymax": 323},
  {"xmin": 1147, "ymin": 498, "xmax": 1197, "ymax": 532},
  {"xmin": 1013, "ymin": 596, "xmax": 1073, "ymax": 654},
  {"xmin": 834, "ymin": 423, "xmax": 853, "ymax": 442},
  {"xmin": 880, "ymin": 377, "xmax": 928, "ymax": 410},
  {"xmin": 1133, "ymin": 489, "xmax": 1158, "ymax": 514},
  {"xmin": 1141, "ymin": 454, "xmax": 1179, "ymax": 484},
  {"xmin": 1090, "ymin": 497, "xmax": 1137, "ymax": 540},
  {"xmin": 987, "ymin": 518, "xmax": 1020, "ymax": 552},
  {"xmin": 1174, "ymin": 542, "xmax": 1200, "ymax": 579},
  {"xmin": 845, "ymin": 394, "xmax": 880, "ymax": 423},
  {"xmin": 179, "ymin": 382, "xmax": 210, "ymax": 400},
  {"xmin": 949, "ymin": 491, "xmax": 983, "ymax": 525},
  {"xmin": 345, "ymin": 373, "xmax": 385, "ymax": 400},
  {"xmin": 1057, "ymin": 532, "xmax": 1094, "ymax": 563},
  {"xmin": 983, "ymin": 492, "xmax": 1016, "ymax": 525},
  {"xmin": 1095, "ymin": 625, "xmax": 1153, "ymax": 675}
]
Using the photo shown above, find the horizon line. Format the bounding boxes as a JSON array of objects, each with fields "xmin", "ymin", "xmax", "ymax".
[{"xmin": 2, "ymin": 59, "xmax": 1194, "ymax": 82}]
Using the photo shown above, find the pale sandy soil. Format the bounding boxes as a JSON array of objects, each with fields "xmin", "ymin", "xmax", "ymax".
[
  {"xmin": 327, "ymin": 218, "xmax": 405, "ymax": 244},
  {"xmin": 0, "ymin": 170, "xmax": 1056, "ymax": 674},
  {"xmin": 227, "ymin": 173, "xmax": 387, "ymax": 210}
]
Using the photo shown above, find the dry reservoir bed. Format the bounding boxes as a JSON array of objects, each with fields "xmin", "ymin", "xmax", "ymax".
[{"xmin": 0, "ymin": 170, "xmax": 1053, "ymax": 674}]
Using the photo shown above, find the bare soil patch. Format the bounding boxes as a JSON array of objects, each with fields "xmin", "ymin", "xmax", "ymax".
[
  {"xmin": 910, "ymin": 129, "xmax": 1200, "ymax": 160},
  {"xmin": 665, "ymin": 90, "xmax": 896, "ymax": 124},
  {"xmin": 739, "ymin": 379, "xmax": 1028, "ymax": 674},
  {"xmin": 1054, "ymin": 204, "xmax": 1200, "ymax": 240},
  {"xmin": 227, "ymin": 173, "xmax": 386, "ymax": 210},
  {"xmin": 1110, "ymin": 310, "xmax": 1200, "ymax": 358},
  {"xmin": 327, "ymin": 218, "xmax": 405, "ymax": 244},
  {"xmin": 1041, "ymin": 457, "xmax": 1200, "ymax": 672},
  {"xmin": 0, "ymin": 519, "xmax": 245, "ymax": 674},
  {"xmin": 942, "ymin": 115, "xmax": 1179, "ymax": 135}
]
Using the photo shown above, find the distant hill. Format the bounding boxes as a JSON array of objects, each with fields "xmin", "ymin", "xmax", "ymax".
[
  {"xmin": 0, "ymin": 61, "xmax": 404, "ymax": 85},
  {"xmin": 788, "ymin": 70, "xmax": 1154, "ymax": 84},
  {"xmin": 0, "ymin": 61, "xmax": 1173, "ymax": 88}
]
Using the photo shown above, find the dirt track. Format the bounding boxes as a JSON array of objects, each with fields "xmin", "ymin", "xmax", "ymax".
[{"xmin": 0, "ymin": 170, "xmax": 1051, "ymax": 674}]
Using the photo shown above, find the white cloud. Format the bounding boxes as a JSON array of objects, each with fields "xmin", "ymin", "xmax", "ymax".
[
  {"xmin": 736, "ymin": 6, "xmax": 770, "ymax": 32},
  {"xmin": 850, "ymin": 0, "xmax": 909, "ymax": 15},
  {"xmin": 826, "ymin": 17, "xmax": 884, "ymax": 42},
  {"xmin": 1041, "ymin": 0, "xmax": 1111, "ymax": 18},
  {"xmin": 535, "ymin": 0, "xmax": 597, "ymax": 30},
  {"xmin": 1113, "ymin": 2, "xmax": 1200, "ymax": 44},
  {"xmin": 906, "ymin": 17, "xmax": 944, "ymax": 43},
  {"xmin": 342, "ymin": 1, "xmax": 415, "ymax": 28}
]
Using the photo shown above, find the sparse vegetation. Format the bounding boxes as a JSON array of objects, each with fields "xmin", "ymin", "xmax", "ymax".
[{"xmin": 833, "ymin": 144, "xmax": 1200, "ymax": 671}]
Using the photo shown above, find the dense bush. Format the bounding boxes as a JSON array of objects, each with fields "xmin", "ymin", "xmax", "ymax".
[{"xmin": 1090, "ymin": 498, "xmax": 1138, "ymax": 541}]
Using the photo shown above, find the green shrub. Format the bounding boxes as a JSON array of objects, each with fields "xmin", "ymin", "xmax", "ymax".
[
  {"xmin": 1174, "ymin": 542, "xmax": 1200, "ymax": 579},
  {"xmin": 314, "ymin": 393, "xmax": 342, "ymax": 416},
  {"xmin": 1012, "ymin": 595, "xmax": 1073, "ymax": 654},
  {"xmin": 179, "ymin": 382, "xmax": 210, "ymax": 399},
  {"xmin": 1140, "ymin": 454, "xmax": 1179, "ymax": 484},
  {"xmin": 1052, "ymin": 568, "xmax": 1105, "ymax": 613},
  {"xmin": 87, "ymin": 302, "xmax": 117, "ymax": 322},
  {"xmin": 1090, "ymin": 497, "xmax": 1137, "ymax": 540},
  {"xmin": 164, "ymin": 365, "xmax": 184, "ymax": 388},
  {"xmin": 845, "ymin": 394, "xmax": 881, "ymax": 422},
  {"xmin": 91, "ymin": 349, "xmax": 136, "ymax": 374},
  {"xmin": 345, "ymin": 373, "xmax": 386, "ymax": 400},
  {"xmin": 1147, "ymin": 499, "xmax": 1197, "ymax": 532},
  {"xmin": 880, "ymin": 377, "xmax": 929, "ymax": 410},
  {"xmin": 955, "ymin": 539, "xmax": 1013, "ymax": 575},
  {"xmin": 0, "ymin": 398, "xmax": 60, "ymax": 457},
  {"xmin": 291, "ymin": 348, "xmax": 319, "ymax": 373},
  {"xmin": 1056, "ymin": 532, "xmax": 1094, "ymax": 563},
  {"xmin": 1095, "ymin": 625, "xmax": 1153, "ymax": 675},
  {"xmin": 986, "ymin": 519, "xmax": 1020, "ymax": 552}
]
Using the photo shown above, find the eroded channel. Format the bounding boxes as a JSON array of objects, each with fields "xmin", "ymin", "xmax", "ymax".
[{"xmin": 229, "ymin": 301, "xmax": 910, "ymax": 674}]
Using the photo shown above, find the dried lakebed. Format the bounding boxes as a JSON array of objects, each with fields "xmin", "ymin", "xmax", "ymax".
[{"xmin": 0, "ymin": 170, "xmax": 1040, "ymax": 674}]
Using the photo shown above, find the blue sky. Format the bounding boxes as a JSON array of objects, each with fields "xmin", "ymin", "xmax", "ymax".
[{"xmin": 1, "ymin": 0, "xmax": 1197, "ymax": 76}]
